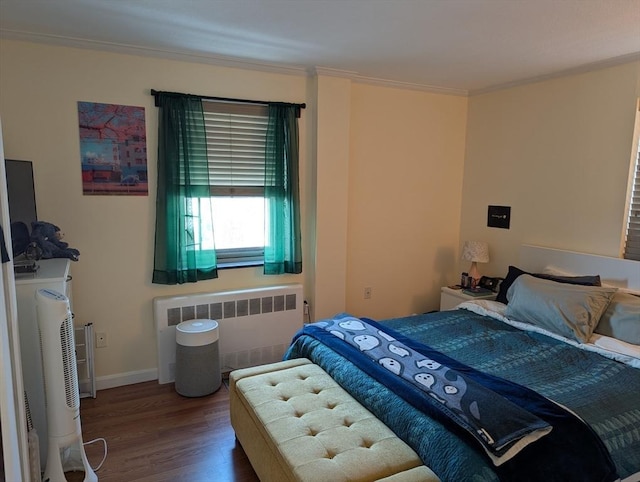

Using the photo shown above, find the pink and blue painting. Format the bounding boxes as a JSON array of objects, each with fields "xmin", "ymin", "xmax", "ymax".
[{"xmin": 78, "ymin": 101, "xmax": 148, "ymax": 195}]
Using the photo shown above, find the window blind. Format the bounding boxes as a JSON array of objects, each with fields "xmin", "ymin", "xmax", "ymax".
[
  {"xmin": 623, "ymin": 141, "xmax": 640, "ymax": 261},
  {"xmin": 201, "ymin": 100, "xmax": 268, "ymax": 196}
]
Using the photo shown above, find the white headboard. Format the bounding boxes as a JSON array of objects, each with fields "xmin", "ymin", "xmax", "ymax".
[{"xmin": 519, "ymin": 245, "xmax": 640, "ymax": 292}]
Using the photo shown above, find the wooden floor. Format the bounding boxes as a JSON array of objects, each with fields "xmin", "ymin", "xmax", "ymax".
[{"xmin": 66, "ymin": 379, "xmax": 259, "ymax": 482}]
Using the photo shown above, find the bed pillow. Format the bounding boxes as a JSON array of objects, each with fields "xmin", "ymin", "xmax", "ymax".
[
  {"xmin": 594, "ymin": 291, "xmax": 640, "ymax": 345},
  {"xmin": 505, "ymin": 275, "xmax": 617, "ymax": 343},
  {"xmin": 495, "ymin": 265, "xmax": 601, "ymax": 305}
]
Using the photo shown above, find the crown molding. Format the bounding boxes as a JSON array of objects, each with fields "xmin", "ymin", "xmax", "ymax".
[
  {"xmin": 2, "ymin": 29, "xmax": 637, "ymax": 99},
  {"xmin": 313, "ymin": 67, "xmax": 468, "ymax": 96},
  {"xmin": 0, "ymin": 29, "xmax": 309, "ymax": 77},
  {"xmin": 312, "ymin": 66, "xmax": 361, "ymax": 79},
  {"xmin": 470, "ymin": 51, "xmax": 640, "ymax": 96},
  {"xmin": 351, "ymin": 73, "xmax": 468, "ymax": 97},
  {"xmin": 1, "ymin": 29, "xmax": 468, "ymax": 96}
]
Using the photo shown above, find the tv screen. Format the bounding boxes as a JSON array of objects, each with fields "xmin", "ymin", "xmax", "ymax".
[{"xmin": 5, "ymin": 159, "xmax": 37, "ymax": 254}]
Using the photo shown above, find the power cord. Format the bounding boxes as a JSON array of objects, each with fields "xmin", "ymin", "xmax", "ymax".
[
  {"xmin": 303, "ymin": 300, "xmax": 311, "ymax": 323},
  {"xmin": 83, "ymin": 437, "xmax": 108, "ymax": 471}
]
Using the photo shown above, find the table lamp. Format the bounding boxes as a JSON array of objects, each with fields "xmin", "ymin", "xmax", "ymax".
[{"xmin": 462, "ymin": 241, "xmax": 489, "ymax": 288}]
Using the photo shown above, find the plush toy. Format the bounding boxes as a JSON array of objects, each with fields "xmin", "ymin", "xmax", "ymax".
[{"xmin": 30, "ymin": 221, "xmax": 80, "ymax": 261}]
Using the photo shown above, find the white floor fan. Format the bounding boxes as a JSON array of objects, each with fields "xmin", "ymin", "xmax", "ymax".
[{"xmin": 36, "ymin": 288, "xmax": 97, "ymax": 482}]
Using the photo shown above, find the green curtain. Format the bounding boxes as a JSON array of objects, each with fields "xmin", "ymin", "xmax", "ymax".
[
  {"xmin": 264, "ymin": 103, "xmax": 302, "ymax": 274},
  {"xmin": 152, "ymin": 93, "xmax": 218, "ymax": 284}
]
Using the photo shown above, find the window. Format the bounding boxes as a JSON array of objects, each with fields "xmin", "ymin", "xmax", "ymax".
[
  {"xmin": 152, "ymin": 91, "xmax": 302, "ymax": 284},
  {"xmin": 194, "ymin": 101, "xmax": 270, "ymax": 266},
  {"xmin": 623, "ymin": 127, "xmax": 640, "ymax": 261}
]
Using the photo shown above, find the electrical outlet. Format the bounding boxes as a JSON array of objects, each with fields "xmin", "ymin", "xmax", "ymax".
[
  {"xmin": 364, "ymin": 287, "xmax": 372, "ymax": 299},
  {"xmin": 96, "ymin": 332, "xmax": 108, "ymax": 348}
]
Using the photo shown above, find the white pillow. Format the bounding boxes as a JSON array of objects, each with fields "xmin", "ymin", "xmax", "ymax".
[{"xmin": 541, "ymin": 265, "xmax": 576, "ymax": 277}]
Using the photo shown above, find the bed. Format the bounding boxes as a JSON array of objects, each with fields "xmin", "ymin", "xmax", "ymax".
[{"xmin": 283, "ymin": 245, "xmax": 640, "ymax": 482}]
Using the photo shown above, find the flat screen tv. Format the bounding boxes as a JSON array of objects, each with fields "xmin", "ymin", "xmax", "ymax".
[{"xmin": 5, "ymin": 159, "xmax": 37, "ymax": 255}]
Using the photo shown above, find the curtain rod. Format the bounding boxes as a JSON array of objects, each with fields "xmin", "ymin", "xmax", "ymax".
[{"xmin": 150, "ymin": 89, "xmax": 306, "ymax": 112}]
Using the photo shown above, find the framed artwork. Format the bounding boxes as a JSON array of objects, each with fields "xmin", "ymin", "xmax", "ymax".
[{"xmin": 77, "ymin": 101, "xmax": 148, "ymax": 195}]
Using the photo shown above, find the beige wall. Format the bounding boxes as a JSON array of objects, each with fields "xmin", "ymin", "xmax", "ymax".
[
  {"xmin": 3, "ymin": 39, "xmax": 636, "ymax": 386},
  {"xmin": 313, "ymin": 75, "xmax": 352, "ymax": 320},
  {"xmin": 0, "ymin": 41, "xmax": 307, "ymax": 383},
  {"xmin": 460, "ymin": 61, "xmax": 640, "ymax": 279},
  {"xmin": 0, "ymin": 40, "xmax": 468, "ymax": 384},
  {"xmin": 346, "ymin": 83, "xmax": 467, "ymax": 318}
]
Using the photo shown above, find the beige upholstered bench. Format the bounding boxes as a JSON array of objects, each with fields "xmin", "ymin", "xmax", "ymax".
[{"xmin": 230, "ymin": 358, "xmax": 440, "ymax": 482}]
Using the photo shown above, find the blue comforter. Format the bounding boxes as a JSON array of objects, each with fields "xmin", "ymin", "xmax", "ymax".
[
  {"xmin": 285, "ymin": 309, "xmax": 640, "ymax": 482},
  {"xmin": 306, "ymin": 314, "xmax": 553, "ymax": 463}
]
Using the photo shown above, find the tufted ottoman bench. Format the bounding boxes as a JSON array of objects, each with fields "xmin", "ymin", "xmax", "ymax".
[{"xmin": 230, "ymin": 358, "xmax": 440, "ymax": 482}]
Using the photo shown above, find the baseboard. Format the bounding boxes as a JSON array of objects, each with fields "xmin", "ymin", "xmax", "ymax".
[{"xmin": 95, "ymin": 368, "xmax": 158, "ymax": 391}]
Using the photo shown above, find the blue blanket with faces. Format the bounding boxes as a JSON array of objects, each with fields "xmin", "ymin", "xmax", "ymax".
[
  {"xmin": 310, "ymin": 314, "xmax": 551, "ymax": 463},
  {"xmin": 290, "ymin": 313, "xmax": 618, "ymax": 482}
]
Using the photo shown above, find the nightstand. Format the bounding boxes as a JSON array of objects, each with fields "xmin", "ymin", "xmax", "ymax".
[{"xmin": 440, "ymin": 286, "xmax": 496, "ymax": 311}]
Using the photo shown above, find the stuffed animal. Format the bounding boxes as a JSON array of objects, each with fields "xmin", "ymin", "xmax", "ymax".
[{"xmin": 30, "ymin": 221, "xmax": 80, "ymax": 261}]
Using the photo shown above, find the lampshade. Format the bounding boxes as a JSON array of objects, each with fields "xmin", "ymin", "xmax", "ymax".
[
  {"xmin": 462, "ymin": 241, "xmax": 489, "ymax": 288},
  {"xmin": 462, "ymin": 241, "xmax": 489, "ymax": 263}
]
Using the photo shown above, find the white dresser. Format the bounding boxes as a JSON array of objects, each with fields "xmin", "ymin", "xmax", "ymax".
[{"xmin": 15, "ymin": 258, "xmax": 71, "ymax": 466}]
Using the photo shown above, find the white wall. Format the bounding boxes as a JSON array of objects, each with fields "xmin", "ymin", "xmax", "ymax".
[{"xmin": 460, "ymin": 61, "xmax": 640, "ymax": 279}]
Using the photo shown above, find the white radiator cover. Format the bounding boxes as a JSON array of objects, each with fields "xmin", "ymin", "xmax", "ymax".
[{"xmin": 154, "ymin": 284, "xmax": 303, "ymax": 384}]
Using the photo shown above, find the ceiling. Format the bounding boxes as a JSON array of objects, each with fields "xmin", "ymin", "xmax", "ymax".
[{"xmin": 1, "ymin": 0, "xmax": 639, "ymax": 95}]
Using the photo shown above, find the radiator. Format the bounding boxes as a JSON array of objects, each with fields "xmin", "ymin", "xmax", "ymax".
[{"xmin": 153, "ymin": 284, "xmax": 303, "ymax": 383}]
